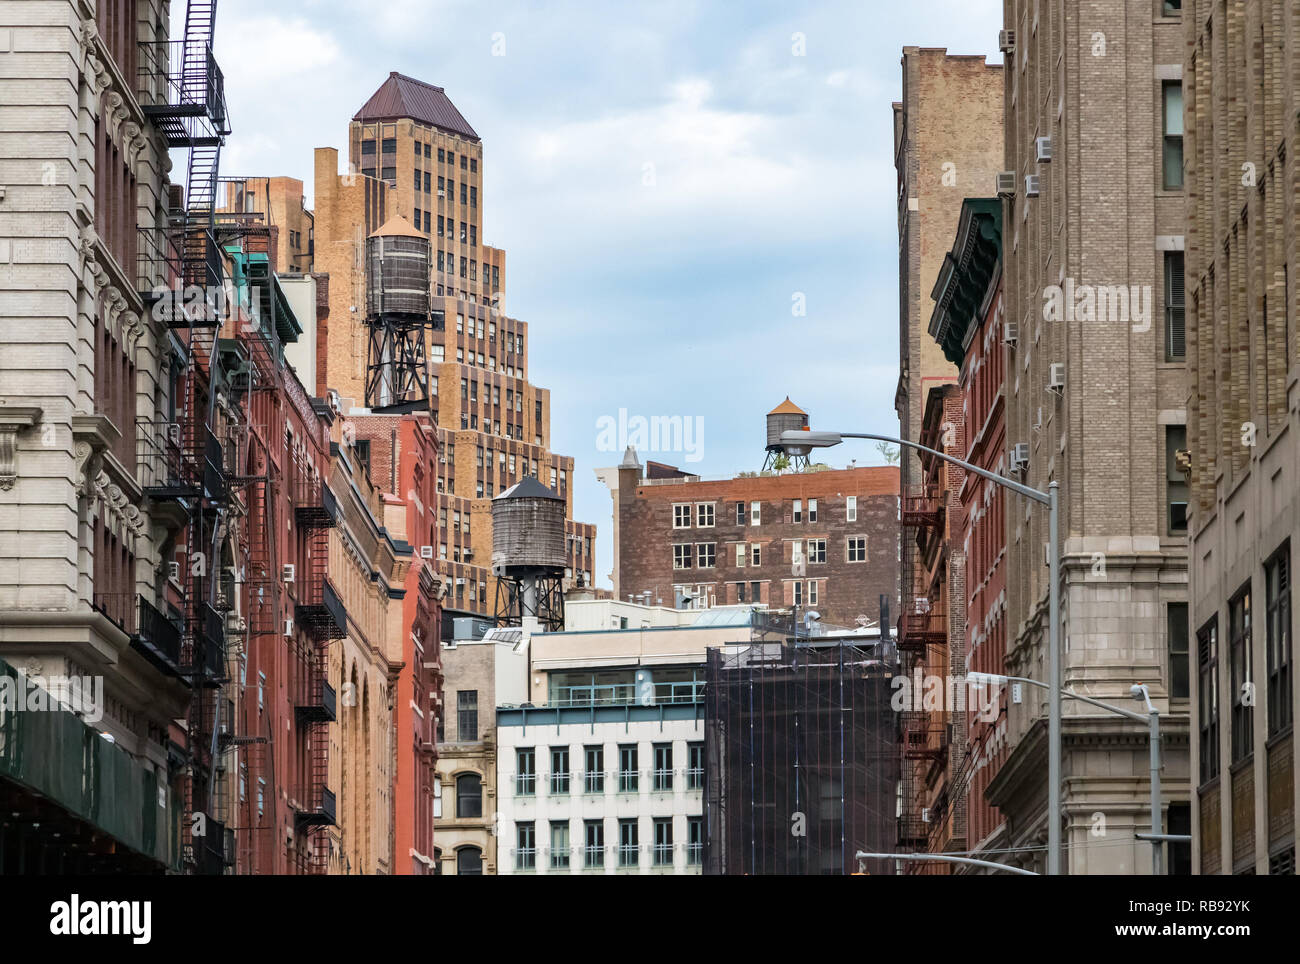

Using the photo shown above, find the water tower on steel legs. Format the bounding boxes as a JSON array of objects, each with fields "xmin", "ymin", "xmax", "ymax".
[
  {"xmin": 364, "ymin": 216, "xmax": 438, "ymax": 412},
  {"xmin": 491, "ymin": 477, "xmax": 567, "ymax": 633},
  {"xmin": 764, "ymin": 397, "xmax": 809, "ymax": 470}
]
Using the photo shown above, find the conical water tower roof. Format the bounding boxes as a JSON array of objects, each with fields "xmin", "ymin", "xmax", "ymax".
[
  {"xmin": 768, "ymin": 396, "xmax": 807, "ymax": 416},
  {"xmin": 495, "ymin": 476, "xmax": 564, "ymax": 501},
  {"xmin": 370, "ymin": 215, "xmax": 426, "ymax": 239}
]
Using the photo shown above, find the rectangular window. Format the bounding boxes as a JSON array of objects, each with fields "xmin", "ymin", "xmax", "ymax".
[
  {"xmin": 1169, "ymin": 602, "xmax": 1190, "ymax": 699},
  {"xmin": 808, "ymin": 498, "xmax": 818, "ymax": 523},
  {"xmin": 696, "ymin": 503, "xmax": 715, "ymax": 527},
  {"xmin": 516, "ymin": 822, "xmax": 536, "ymax": 870},
  {"xmin": 550, "ymin": 746, "xmax": 570, "ymax": 794},
  {"xmin": 696, "ymin": 543, "xmax": 716, "ymax": 568},
  {"xmin": 793, "ymin": 499, "xmax": 802, "ymax": 523},
  {"xmin": 1166, "ymin": 425, "xmax": 1188, "ymax": 534},
  {"xmin": 687, "ymin": 816, "xmax": 703, "ymax": 865},
  {"xmin": 550, "ymin": 821, "xmax": 570, "ymax": 869},
  {"xmin": 751, "ymin": 501, "xmax": 761, "ymax": 526},
  {"xmin": 584, "ymin": 820, "xmax": 604, "ymax": 868},
  {"xmin": 794, "ymin": 581, "xmax": 803, "ymax": 607},
  {"xmin": 516, "ymin": 747, "xmax": 536, "ymax": 795},
  {"xmin": 1198, "ymin": 619, "xmax": 1220, "ymax": 781},
  {"xmin": 618, "ymin": 819, "xmax": 639, "ymax": 867},
  {"xmin": 808, "ymin": 580, "xmax": 819, "ymax": 606},
  {"xmin": 1162, "ymin": 80, "xmax": 1184, "ymax": 190},
  {"xmin": 457, "ymin": 690, "xmax": 478, "ymax": 741},
  {"xmin": 584, "ymin": 745, "xmax": 604, "ymax": 793},
  {"xmin": 1265, "ymin": 546, "xmax": 1292, "ymax": 737},
  {"xmin": 847, "ymin": 536, "xmax": 867, "ymax": 562},
  {"xmin": 673, "ymin": 504, "xmax": 691, "ymax": 528},
  {"xmin": 688, "ymin": 742, "xmax": 704, "ymax": 789},
  {"xmin": 750, "ymin": 581, "xmax": 761, "ymax": 603},
  {"xmin": 736, "ymin": 501, "xmax": 746, "ymax": 526},
  {"xmin": 653, "ymin": 818, "xmax": 673, "ymax": 866},
  {"xmin": 1165, "ymin": 252, "xmax": 1185, "ymax": 361},
  {"xmin": 653, "ymin": 744, "xmax": 673, "ymax": 790},
  {"xmin": 1229, "ymin": 589, "xmax": 1252, "ymax": 763},
  {"xmin": 846, "ymin": 495, "xmax": 857, "ymax": 522},
  {"xmin": 751, "ymin": 543, "xmax": 761, "ymax": 567},
  {"xmin": 618, "ymin": 745, "xmax": 638, "ymax": 792},
  {"xmin": 673, "ymin": 544, "xmax": 692, "ymax": 570},
  {"xmin": 807, "ymin": 538, "xmax": 827, "ymax": 564},
  {"xmin": 736, "ymin": 543, "xmax": 746, "ymax": 568}
]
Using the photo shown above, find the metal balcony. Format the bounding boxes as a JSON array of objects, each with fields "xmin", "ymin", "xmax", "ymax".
[
  {"xmin": 901, "ymin": 487, "xmax": 944, "ymax": 529},
  {"xmin": 133, "ymin": 595, "xmax": 185, "ymax": 680},
  {"xmin": 137, "ymin": 419, "xmax": 201, "ymax": 501},
  {"xmin": 294, "ymin": 479, "xmax": 339, "ymax": 529},
  {"xmin": 902, "ymin": 713, "xmax": 950, "ymax": 761},
  {"xmin": 193, "ymin": 817, "xmax": 235, "ymax": 875},
  {"xmin": 295, "ymin": 680, "xmax": 337, "ymax": 725},
  {"xmin": 296, "ymin": 579, "xmax": 348, "ymax": 640},
  {"xmin": 294, "ymin": 787, "xmax": 337, "ymax": 829},
  {"xmin": 139, "ymin": 40, "xmax": 231, "ymax": 147},
  {"xmin": 897, "ymin": 609, "xmax": 948, "ymax": 653}
]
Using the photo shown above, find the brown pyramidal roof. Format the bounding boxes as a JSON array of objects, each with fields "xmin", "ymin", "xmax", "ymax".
[
  {"xmin": 354, "ymin": 72, "xmax": 480, "ymax": 142},
  {"xmin": 768, "ymin": 396, "xmax": 807, "ymax": 416},
  {"xmin": 370, "ymin": 215, "xmax": 425, "ymax": 239}
]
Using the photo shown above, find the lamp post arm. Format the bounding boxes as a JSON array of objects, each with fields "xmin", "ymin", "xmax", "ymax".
[
  {"xmin": 855, "ymin": 851, "xmax": 1038, "ymax": 876},
  {"xmin": 837, "ymin": 431, "xmax": 1050, "ymax": 505},
  {"xmin": 1003, "ymin": 675, "xmax": 1148, "ymax": 723}
]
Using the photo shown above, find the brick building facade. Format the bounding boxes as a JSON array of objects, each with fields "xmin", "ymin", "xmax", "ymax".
[
  {"xmin": 610, "ymin": 452, "xmax": 899, "ymax": 629},
  {"xmin": 1183, "ymin": 0, "xmax": 1298, "ymax": 876}
]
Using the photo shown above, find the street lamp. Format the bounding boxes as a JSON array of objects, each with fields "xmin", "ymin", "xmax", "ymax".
[
  {"xmin": 780, "ymin": 428, "xmax": 1064, "ymax": 875},
  {"xmin": 968, "ymin": 672, "xmax": 1165, "ymax": 875}
]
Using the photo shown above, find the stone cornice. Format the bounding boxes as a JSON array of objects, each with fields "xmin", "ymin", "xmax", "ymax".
[{"xmin": 80, "ymin": 226, "xmax": 146, "ymax": 351}]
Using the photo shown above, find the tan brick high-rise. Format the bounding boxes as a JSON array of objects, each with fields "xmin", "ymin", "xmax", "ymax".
[
  {"xmin": 313, "ymin": 72, "xmax": 595, "ymax": 622},
  {"xmin": 988, "ymin": 0, "xmax": 1191, "ymax": 875},
  {"xmin": 1183, "ymin": 0, "xmax": 1298, "ymax": 877}
]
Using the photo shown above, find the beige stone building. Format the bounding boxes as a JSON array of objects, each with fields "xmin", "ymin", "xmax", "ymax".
[
  {"xmin": 1183, "ymin": 0, "xmax": 1298, "ymax": 876},
  {"xmin": 434, "ymin": 622, "xmax": 529, "ymax": 874},
  {"xmin": 326, "ymin": 424, "xmax": 412, "ymax": 874},
  {"xmin": 216, "ymin": 176, "xmax": 313, "ymax": 274},
  {"xmin": 988, "ymin": 0, "xmax": 1191, "ymax": 874},
  {"xmin": 0, "ymin": 0, "xmax": 187, "ymax": 870}
]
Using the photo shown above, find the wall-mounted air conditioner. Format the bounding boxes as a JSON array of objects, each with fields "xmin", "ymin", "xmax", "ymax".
[
  {"xmin": 283, "ymin": 618, "xmax": 294, "ymax": 637},
  {"xmin": 420, "ymin": 545, "xmax": 434, "ymax": 560},
  {"xmin": 1024, "ymin": 175, "xmax": 1041, "ymax": 197},
  {"xmin": 282, "ymin": 564, "xmax": 295, "ymax": 583},
  {"xmin": 995, "ymin": 171, "xmax": 1017, "ymax": 196},
  {"xmin": 1011, "ymin": 443, "xmax": 1030, "ymax": 471},
  {"xmin": 168, "ymin": 561, "xmax": 181, "ymax": 582},
  {"xmin": 1003, "ymin": 320, "xmax": 1018, "ymax": 345},
  {"xmin": 1048, "ymin": 363, "xmax": 1066, "ymax": 391},
  {"xmin": 1036, "ymin": 136, "xmax": 1053, "ymax": 163},
  {"xmin": 998, "ymin": 29, "xmax": 1016, "ymax": 53}
]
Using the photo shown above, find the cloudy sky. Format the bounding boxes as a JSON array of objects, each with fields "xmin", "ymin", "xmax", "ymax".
[{"xmin": 206, "ymin": 0, "xmax": 1001, "ymax": 589}]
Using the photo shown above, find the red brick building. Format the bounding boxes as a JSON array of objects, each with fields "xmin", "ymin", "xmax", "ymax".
[
  {"xmin": 611, "ymin": 453, "xmax": 899, "ymax": 628},
  {"xmin": 927, "ymin": 197, "xmax": 1007, "ymax": 865}
]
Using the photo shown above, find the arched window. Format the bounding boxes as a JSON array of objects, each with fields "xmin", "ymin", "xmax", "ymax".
[
  {"xmin": 456, "ymin": 845, "xmax": 483, "ymax": 876},
  {"xmin": 456, "ymin": 772, "xmax": 482, "ymax": 818}
]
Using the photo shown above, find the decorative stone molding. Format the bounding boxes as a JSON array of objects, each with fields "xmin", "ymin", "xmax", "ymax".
[
  {"xmin": 0, "ymin": 407, "xmax": 43, "ymax": 491},
  {"xmin": 70, "ymin": 413, "xmax": 119, "ymax": 498}
]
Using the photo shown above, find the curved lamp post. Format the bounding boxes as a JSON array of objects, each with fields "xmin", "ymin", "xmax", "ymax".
[{"xmin": 780, "ymin": 428, "xmax": 1064, "ymax": 876}]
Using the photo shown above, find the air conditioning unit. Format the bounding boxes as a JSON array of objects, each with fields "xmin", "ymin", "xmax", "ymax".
[
  {"xmin": 226, "ymin": 612, "xmax": 246, "ymax": 633},
  {"xmin": 168, "ymin": 561, "xmax": 181, "ymax": 582},
  {"xmin": 420, "ymin": 545, "xmax": 434, "ymax": 560},
  {"xmin": 998, "ymin": 29, "xmax": 1016, "ymax": 53},
  {"xmin": 283, "ymin": 618, "xmax": 294, "ymax": 637},
  {"xmin": 463, "ymin": 549, "xmax": 474, "ymax": 560},
  {"xmin": 437, "ymin": 189, "xmax": 446, "ymax": 198},
  {"xmin": 1036, "ymin": 136, "xmax": 1053, "ymax": 162},
  {"xmin": 166, "ymin": 422, "xmax": 181, "ymax": 445},
  {"xmin": 282, "ymin": 564, "xmax": 295, "ymax": 583},
  {"xmin": 1048, "ymin": 362, "xmax": 1066, "ymax": 391},
  {"xmin": 995, "ymin": 171, "xmax": 1017, "ymax": 196},
  {"xmin": 921, "ymin": 808, "xmax": 931, "ymax": 824},
  {"xmin": 1003, "ymin": 320, "xmax": 1018, "ymax": 345},
  {"xmin": 1011, "ymin": 443, "xmax": 1030, "ymax": 471},
  {"xmin": 1024, "ymin": 174, "xmax": 1041, "ymax": 197}
]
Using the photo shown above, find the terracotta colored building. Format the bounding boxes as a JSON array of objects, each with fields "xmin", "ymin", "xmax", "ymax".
[
  {"xmin": 607, "ymin": 451, "xmax": 899, "ymax": 629},
  {"xmin": 349, "ymin": 411, "xmax": 443, "ymax": 874}
]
